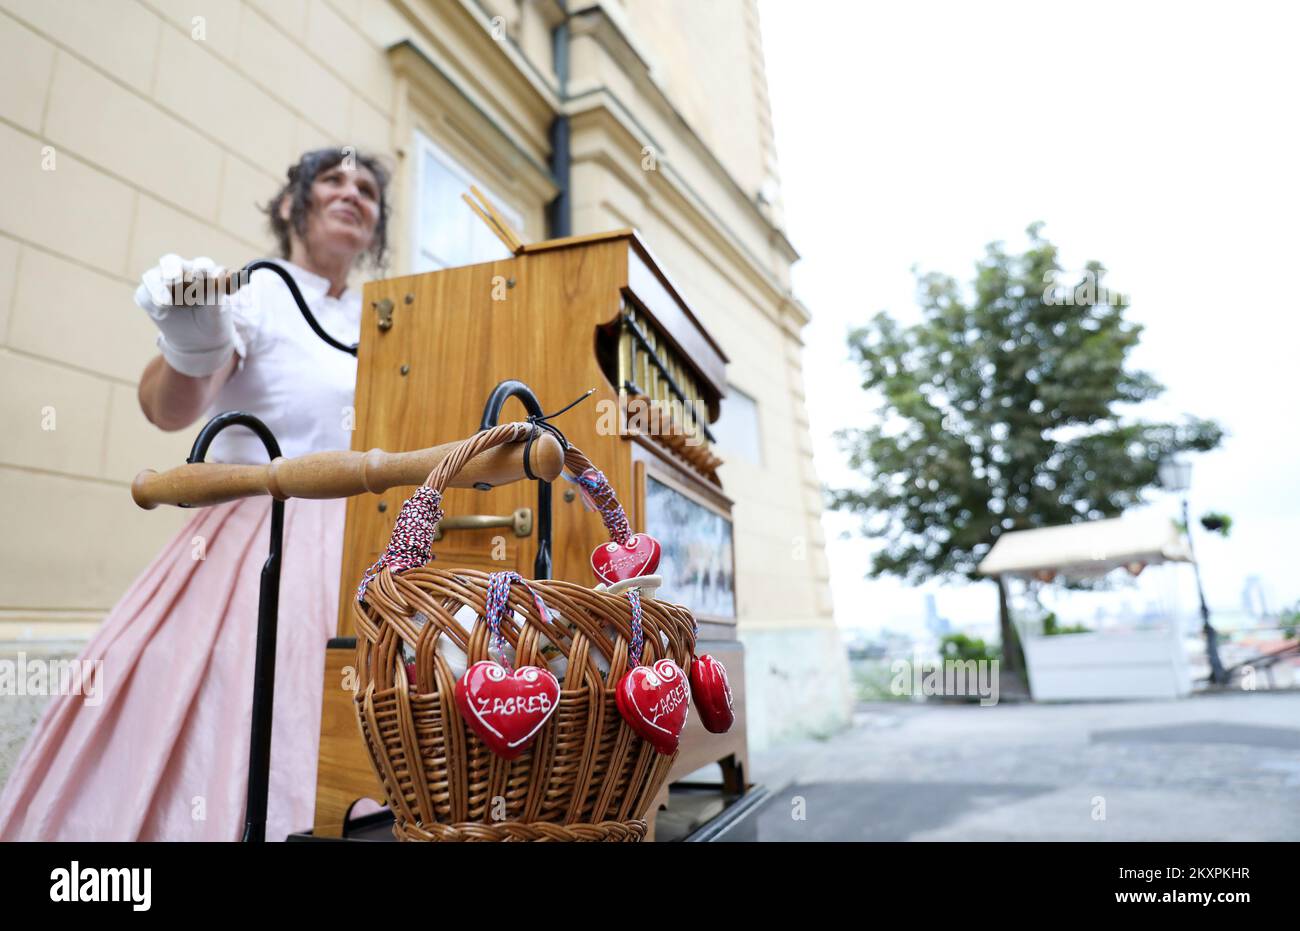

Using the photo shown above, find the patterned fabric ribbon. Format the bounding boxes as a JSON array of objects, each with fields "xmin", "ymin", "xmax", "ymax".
[
  {"xmin": 484, "ymin": 571, "xmax": 553, "ymax": 670},
  {"xmin": 570, "ymin": 466, "xmax": 631, "ymax": 544},
  {"xmin": 356, "ymin": 485, "xmax": 443, "ymax": 602}
]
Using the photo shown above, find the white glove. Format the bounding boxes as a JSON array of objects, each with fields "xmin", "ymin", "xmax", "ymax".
[{"xmin": 134, "ymin": 254, "xmax": 238, "ymax": 377}]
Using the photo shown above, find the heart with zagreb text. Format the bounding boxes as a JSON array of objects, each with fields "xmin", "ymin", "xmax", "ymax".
[
  {"xmin": 454, "ymin": 661, "xmax": 560, "ymax": 760},
  {"xmin": 590, "ymin": 534, "xmax": 662, "ymax": 585},
  {"xmin": 689, "ymin": 653, "xmax": 735, "ymax": 734},
  {"xmin": 615, "ymin": 658, "xmax": 690, "ymax": 754}
]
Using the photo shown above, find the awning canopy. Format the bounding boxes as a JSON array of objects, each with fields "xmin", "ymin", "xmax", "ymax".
[{"xmin": 977, "ymin": 512, "xmax": 1193, "ymax": 578}]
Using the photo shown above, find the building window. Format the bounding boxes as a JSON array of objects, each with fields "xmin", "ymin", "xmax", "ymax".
[
  {"xmin": 713, "ymin": 384, "xmax": 762, "ymax": 465},
  {"xmin": 411, "ymin": 131, "xmax": 523, "ymax": 272}
]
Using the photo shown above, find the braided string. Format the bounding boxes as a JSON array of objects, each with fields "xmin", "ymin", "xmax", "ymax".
[
  {"xmin": 626, "ymin": 588, "xmax": 644, "ymax": 667},
  {"xmin": 483, "ymin": 571, "xmax": 553, "ymax": 670},
  {"xmin": 356, "ymin": 486, "xmax": 443, "ymax": 602},
  {"xmin": 572, "ymin": 467, "xmax": 631, "ymax": 544}
]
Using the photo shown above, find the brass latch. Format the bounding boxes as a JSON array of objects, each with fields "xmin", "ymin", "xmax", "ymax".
[
  {"xmin": 433, "ymin": 507, "xmax": 532, "ymax": 541},
  {"xmin": 373, "ymin": 298, "xmax": 394, "ymax": 331}
]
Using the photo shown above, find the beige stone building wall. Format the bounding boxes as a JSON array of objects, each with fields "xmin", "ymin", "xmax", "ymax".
[{"xmin": 0, "ymin": 0, "xmax": 848, "ymax": 763}]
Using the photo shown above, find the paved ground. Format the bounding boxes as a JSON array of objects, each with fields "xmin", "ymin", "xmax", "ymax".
[
  {"xmin": 8, "ymin": 649, "xmax": 1298, "ymax": 842},
  {"xmin": 0, "ymin": 644, "xmax": 74, "ymax": 793},
  {"xmin": 746, "ymin": 690, "xmax": 1300, "ymax": 841}
]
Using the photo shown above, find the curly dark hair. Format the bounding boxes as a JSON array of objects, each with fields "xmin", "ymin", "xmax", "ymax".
[{"xmin": 262, "ymin": 147, "xmax": 391, "ymax": 269}]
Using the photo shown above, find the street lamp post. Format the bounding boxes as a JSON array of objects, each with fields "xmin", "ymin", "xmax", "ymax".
[{"xmin": 1159, "ymin": 456, "xmax": 1228, "ymax": 686}]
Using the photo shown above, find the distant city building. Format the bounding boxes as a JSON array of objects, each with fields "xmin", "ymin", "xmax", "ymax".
[
  {"xmin": 924, "ymin": 593, "xmax": 952, "ymax": 636},
  {"xmin": 1242, "ymin": 575, "xmax": 1269, "ymax": 618}
]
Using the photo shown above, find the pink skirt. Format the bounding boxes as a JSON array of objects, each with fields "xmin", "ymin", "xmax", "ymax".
[{"xmin": 0, "ymin": 494, "xmax": 354, "ymax": 841}]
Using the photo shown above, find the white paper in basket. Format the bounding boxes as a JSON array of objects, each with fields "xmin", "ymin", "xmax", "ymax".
[{"xmin": 400, "ymin": 583, "xmax": 669, "ymax": 686}]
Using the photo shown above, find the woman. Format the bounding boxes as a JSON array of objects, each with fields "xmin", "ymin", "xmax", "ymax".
[{"xmin": 0, "ymin": 148, "xmax": 390, "ymax": 841}]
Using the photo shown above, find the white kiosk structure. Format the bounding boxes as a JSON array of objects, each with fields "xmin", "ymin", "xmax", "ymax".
[{"xmin": 979, "ymin": 514, "xmax": 1194, "ymax": 701}]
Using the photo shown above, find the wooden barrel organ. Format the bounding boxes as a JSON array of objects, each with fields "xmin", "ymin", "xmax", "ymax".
[{"xmin": 311, "ymin": 228, "xmax": 748, "ymax": 839}]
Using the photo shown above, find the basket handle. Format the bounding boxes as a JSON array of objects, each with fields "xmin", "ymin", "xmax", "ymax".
[
  {"xmin": 561, "ymin": 446, "xmax": 632, "ymax": 545},
  {"xmin": 426, "ymin": 430, "xmax": 631, "ymax": 546},
  {"xmin": 358, "ymin": 429, "xmax": 634, "ymax": 602},
  {"xmin": 421, "ymin": 422, "xmax": 539, "ymax": 494},
  {"xmin": 358, "ymin": 423, "xmax": 539, "ymax": 601}
]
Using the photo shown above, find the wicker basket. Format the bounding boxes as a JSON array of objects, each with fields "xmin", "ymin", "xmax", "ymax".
[{"xmin": 351, "ymin": 423, "xmax": 698, "ymax": 842}]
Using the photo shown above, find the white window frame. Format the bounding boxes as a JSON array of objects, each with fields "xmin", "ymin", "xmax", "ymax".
[
  {"xmin": 715, "ymin": 383, "xmax": 764, "ymax": 466},
  {"xmin": 411, "ymin": 130, "xmax": 523, "ymax": 273}
]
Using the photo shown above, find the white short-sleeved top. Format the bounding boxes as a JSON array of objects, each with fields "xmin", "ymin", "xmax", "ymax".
[{"xmin": 203, "ymin": 260, "xmax": 361, "ymax": 464}]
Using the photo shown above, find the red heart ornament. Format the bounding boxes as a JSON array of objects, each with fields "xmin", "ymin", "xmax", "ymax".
[
  {"xmin": 689, "ymin": 654, "xmax": 734, "ymax": 734},
  {"xmin": 615, "ymin": 659, "xmax": 690, "ymax": 754},
  {"xmin": 590, "ymin": 534, "xmax": 661, "ymax": 585},
  {"xmin": 454, "ymin": 661, "xmax": 560, "ymax": 760}
]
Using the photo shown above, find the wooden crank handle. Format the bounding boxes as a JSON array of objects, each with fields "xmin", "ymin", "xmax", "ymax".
[{"xmin": 131, "ymin": 429, "xmax": 563, "ymax": 510}]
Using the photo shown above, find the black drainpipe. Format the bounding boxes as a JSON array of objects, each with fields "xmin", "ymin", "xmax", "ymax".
[{"xmin": 546, "ymin": 1, "xmax": 571, "ymax": 238}]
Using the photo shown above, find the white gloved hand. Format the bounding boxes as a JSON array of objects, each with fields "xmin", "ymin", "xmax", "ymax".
[{"xmin": 134, "ymin": 254, "xmax": 238, "ymax": 377}]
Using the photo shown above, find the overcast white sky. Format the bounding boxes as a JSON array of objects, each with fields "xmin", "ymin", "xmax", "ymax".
[{"xmin": 759, "ymin": 0, "xmax": 1300, "ymax": 635}]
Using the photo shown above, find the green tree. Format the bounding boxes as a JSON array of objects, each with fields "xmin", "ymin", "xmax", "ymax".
[{"xmin": 830, "ymin": 224, "xmax": 1223, "ymax": 678}]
